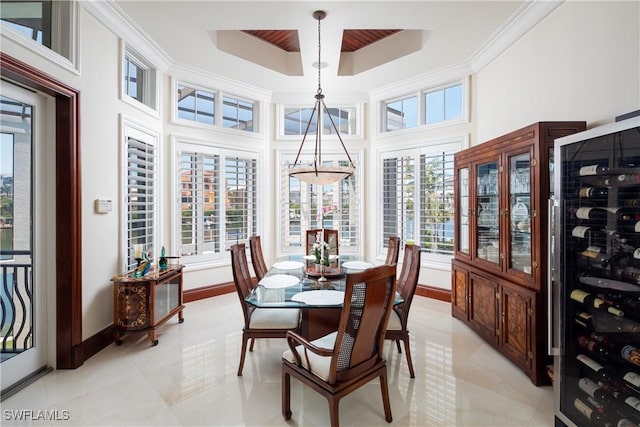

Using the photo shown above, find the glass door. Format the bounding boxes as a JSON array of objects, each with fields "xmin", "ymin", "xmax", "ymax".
[
  {"xmin": 1, "ymin": 81, "xmax": 49, "ymax": 392},
  {"xmin": 458, "ymin": 167, "xmax": 470, "ymax": 255},
  {"xmin": 476, "ymin": 161, "xmax": 500, "ymax": 265},
  {"xmin": 508, "ymin": 152, "xmax": 532, "ymax": 274}
]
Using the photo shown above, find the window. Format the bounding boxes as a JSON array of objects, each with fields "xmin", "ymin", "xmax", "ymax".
[
  {"xmin": 280, "ymin": 153, "xmax": 361, "ymax": 255},
  {"xmin": 283, "ymin": 106, "xmax": 356, "ymax": 136},
  {"xmin": 0, "ymin": 0, "xmax": 75, "ymax": 64},
  {"xmin": 223, "ymin": 95, "xmax": 255, "ymax": 131},
  {"xmin": 177, "ymin": 84, "xmax": 215, "ymax": 125},
  {"xmin": 384, "ymin": 95, "xmax": 418, "ymax": 131},
  {"xmin": 122, "ymin": 45, "xmax": 158, "ymax": 113},
  {"xmin": 177, "ymin": 140, "xmax": 259, "ymax": 264},
  {"xmin": 419, "ymin": 151, "xmax": 455, "ymax": 256},
  {"xmin": 124, "ymin": 56, "xmax": 144, "ymax": 103},
  {"xmin": 123, "ymin": 122, "xmax": 159, "ymax": 271},
  {"xmin": 424, "ymin": 83, "xmax": 463, "ymax": 124},
  {"xmin": 380, "ymin": 140, "xmax": 459, "ymax": 266},
  {"xmin": 380, "ymin": 79, "xmax": 466, "ymax": 133}
]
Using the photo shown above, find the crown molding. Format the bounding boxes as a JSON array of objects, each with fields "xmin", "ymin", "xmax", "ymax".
[
  {"xmin": 369, "ymin": 0, "xmax": 563, "ymax": 101},
  {"xmin": 80, "ymin": 0, "xmax": 172, "ymax": 73},
  {"xmin": 169, "ymin": 63, "xmax": 272, "ymax": 103},
  {"xmin": 468, "ymin": 0, "xmax": 563, "ymax": 73}
]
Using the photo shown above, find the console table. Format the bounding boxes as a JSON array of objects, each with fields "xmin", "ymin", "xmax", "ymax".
[{"xmin": 112, "ymin": 265, "xmax": 184, "ymax": 346}]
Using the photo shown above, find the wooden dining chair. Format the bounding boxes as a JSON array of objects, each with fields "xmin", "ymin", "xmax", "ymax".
[
  {"xmin": 249, "ymin": 235, "xmax": 268, "ymax": 281},
  {"xmin": 230, "ymin": 243, "xmax": 301, "ymax": 376},
  {"xmin": 385, "ymin": 235, "xmax": 400, "ymax": 265},
  {"xmin": 305, "ymin": 228, "xmax": 339, "ymax": 257},
  {"xmin": 282, "ymin": 264, "xmax": 397, "ymax": 427},
  {"xmin": 385, "ymin": 243, "xmax": 421, "ymax": 378}
]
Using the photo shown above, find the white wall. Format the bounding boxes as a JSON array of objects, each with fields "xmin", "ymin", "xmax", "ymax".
[{"xmin": 475, "ymin": 1, "xmax": 639, "ymax": 143}]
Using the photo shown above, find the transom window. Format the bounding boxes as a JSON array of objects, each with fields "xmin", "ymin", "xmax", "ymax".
[
  {"xmin": 0, "ymin": 0, "xmax": 74, "ymax": 62},
  {"xmin": 283, "ymin": 107, "xmax": 356, "ymax": 136},
  {"xmin": 424, "ymin": 83, "xmax": 463, "ymax": 124},
  {"xmin": 223, "ymin": 96, "xmax": 255, "ymax": 131},
  {"xmin": 382, "ymin": 80, "xmax": 465, "ymax": 132},
  {"xmin": 177, "ymin": 84, "xmax": 215, "ymax": 125},
  {"xmin": 122, "ymin": 45, "xmax": 158, "ymax": 113},
  {"xmin": 384, "ymin": 95, "xmax": 418, "ymax": 131}
]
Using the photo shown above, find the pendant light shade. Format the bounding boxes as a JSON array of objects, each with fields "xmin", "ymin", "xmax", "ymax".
[{"xmin": 288, "ymin": 10, "xmax": 355, "ymax": 185}]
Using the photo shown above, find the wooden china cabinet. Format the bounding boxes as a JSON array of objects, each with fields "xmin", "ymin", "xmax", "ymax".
[{"xmin": 452, "ymin": 121, "xmax": 586, "ymax": 385}]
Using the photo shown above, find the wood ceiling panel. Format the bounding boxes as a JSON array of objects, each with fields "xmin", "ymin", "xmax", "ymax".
[
  {"xmin": 242, "ymin": 30, "xmax": 300, "ymax": 52},
  {"xmin": 241, "ymin": 29, "xmax": 402, "ymax": 53},
  {"xmin": 341, "ymin": 29, "xmax": 401, "ymax": 52}
]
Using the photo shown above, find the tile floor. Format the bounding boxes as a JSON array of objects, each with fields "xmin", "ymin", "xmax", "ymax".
[{"xmin": 2, "ymin": 294, "xmax": 555, "ymax": 426}]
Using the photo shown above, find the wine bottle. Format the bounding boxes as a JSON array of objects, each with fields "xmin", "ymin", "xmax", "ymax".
[
  {"xmin": 571, "ymin": 289, "xmax": 625, "ymax": 316},
  {"xmin": 579, "ymin": 165, "xmax": 611, "ymax": 176},
  {"xmin": 573, "ymin": 225, "xmax": 609, "ymax": 245},
  {"xmin": 588, "ymin": 310, "xmax": 640, "ymax": 333},
  {"xmin": 576, "ymin": 207, "xmax": 610, "ymax": 222},
  {"xmin": 614, "ymin": 174, "xmax": 640, "ymax": 187},
  {"xmin": 578, "ymin": 353, "xmax": 614, "ymax": 381},
  {"xmin": 574, "ymin": 397, "xmax": 611, "ymax": 426},
  {"xmin": 579, "ymin": 335, "xmax": 615, "ymax": 362},
  {"xmin": 624, "ymin": 372, "xmax": 640, "ymax": 394},
  {"xmin": 618, "ymin": 221, "xmax": 640, "ymax": 234},
  {"xmin": 622, "ymin": 346, "xmax": 640, "ymax": 368},
  {"xmin": 578, "ymin": 186, "xmax": 610, "ymax": 199},
  {"xmin": 579, "ymin": 275, "xmax": 640, "ymax": 293},
  {"xmin": 579, "ymin": 377, "xmax": 613, "ymax": 403}
]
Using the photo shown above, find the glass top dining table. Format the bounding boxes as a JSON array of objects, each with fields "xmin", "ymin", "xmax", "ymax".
[{"xmin": 245, "ymin": 255, "xmax": 404, "ymax": 309}]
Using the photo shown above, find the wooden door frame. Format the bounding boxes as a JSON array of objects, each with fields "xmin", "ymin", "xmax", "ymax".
[{"xmin": 1, "ymin": 53, "xmax": 82, "ymax": 369}]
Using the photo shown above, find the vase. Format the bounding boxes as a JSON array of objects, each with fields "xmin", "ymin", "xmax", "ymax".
[{"xmin": 315, "ymin": 263, "xmax": 322, "ymax": 273}]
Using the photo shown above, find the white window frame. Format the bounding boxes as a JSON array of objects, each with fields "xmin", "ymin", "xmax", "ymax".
[
  {"xmin": 277, "ymin": 149, "xmax": 363, "ymax": 257},
  {"xmin": 171, "ymin": 78, "xmax": 261, "ymax": 136},
  {"xmin": 378, "ymin": 77, "xmax": 469, "ymax": 136},
  {"xmin": 423, "ymin": 81, "xmax": 465, "ymax": 125},
  {"xmin": 120, "ymin": 115, "xmax": 161, "ymax": 271},
  {"xmin": 0, "ymin": 0, "xmax": 79, "ymax": 74},
  {"xmin": 120, "ymin": 41, "xmax": 160, "ymax": 118},
  {"xmin": 172, "ymin": 136, "xmax": 261, "ymax": 267},
  {"xmin": 378, "ymin": 137, "xmax": 464, "ymax": 270},
  {"xmin": 383, "ymin": 93, "xmax": 420, "ymax": 132},
  {"xmin": 276, "ymin": 103, "xmax": 364, "ymax": 141},
  {"xmin": 222, "ymin": 93, "xmax": 258, "ymax": 132}
]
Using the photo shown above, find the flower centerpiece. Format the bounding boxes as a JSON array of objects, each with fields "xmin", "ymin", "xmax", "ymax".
[{"xmin": 312, "ymin": 231, "xmax": 331, "ymax": 267}]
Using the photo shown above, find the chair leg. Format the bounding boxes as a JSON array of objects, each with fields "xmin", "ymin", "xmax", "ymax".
[
  {"xmin": 249, "ymin": 337, "xmax": 256, "ymax": 352},
  {"xmin": 395, "ymin": 339, "xmax": 402, "ymax": 353},
  {"xmin": 402, "ymin": 336, "xmax": 415, "ymax": 378},
  {"xmin": 238, "ymin": 334, "xmax": 248, "ymax": 376},
  {"xmin": 328, "ymin": 396, "xmax": 340, "ymax": 427},
  {"xmin": 379, "ymin": 369, "xmax": 393, "ymax": 423},
  {"xmin": 282, "ymin": 369, "xmax": 292, "ymax": 420}
]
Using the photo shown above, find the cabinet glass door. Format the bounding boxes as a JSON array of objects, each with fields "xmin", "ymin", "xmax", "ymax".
[
  {"xmin": 508, "ymin": 152, "xmax": 532, "ymax": 274},
  {"xmin": 476, "ymin": 161, "xmax": 500, "ymax": 263},
  {"xmin": 458, "ymin": 167, "xmax": 470, "ymax": 254}
]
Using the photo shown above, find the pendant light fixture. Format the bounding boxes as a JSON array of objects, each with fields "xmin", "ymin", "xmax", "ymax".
[{"xmin": 288, "ymin": 10, "xmax": 355, "ymax": 185}]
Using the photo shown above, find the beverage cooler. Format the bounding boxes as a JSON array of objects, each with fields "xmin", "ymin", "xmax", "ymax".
[{"xmin": 553, "ymin": 115, "xmax": 640, "ymax": 427}]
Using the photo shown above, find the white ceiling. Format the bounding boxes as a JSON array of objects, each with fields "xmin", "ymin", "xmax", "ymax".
[{"xmin": 113, "ymin": 1, "xmax": 558, "ymax": 100}]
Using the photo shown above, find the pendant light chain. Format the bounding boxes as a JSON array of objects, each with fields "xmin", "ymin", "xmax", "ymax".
[{"xmin": 317, "ymin": 13, "xmax": 322, "ymax": 94}]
